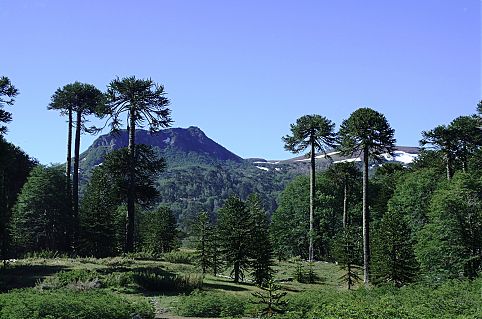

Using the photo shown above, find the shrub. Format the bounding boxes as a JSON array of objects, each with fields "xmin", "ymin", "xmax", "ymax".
[
  {"xmin": 176, "ymin": 291, "xmax": 246, "ymax": 317},
  {"xmin": 0, "ymin": 289, "xmax": 154, "ymax": 319},
  {"xmin": 133, "ymin": 269, "xmax": 203, "ymax": 293},
  {"xmin": 36, "ymin": 269, "xmax": 100, "ymax": 291},
  {"xmin": 163, "ymin": 250, "xmax": 196, "ymax": 264}
]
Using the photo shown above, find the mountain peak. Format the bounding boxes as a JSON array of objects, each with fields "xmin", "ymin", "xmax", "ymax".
[{"xmin": 83, "ymin": 127, "xmax": 243, "ymax": 166}]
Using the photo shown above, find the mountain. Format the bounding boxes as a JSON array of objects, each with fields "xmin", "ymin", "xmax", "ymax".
[{"xmin": 79, "ymin": 127, "xmax": 419, "ymax": 229}]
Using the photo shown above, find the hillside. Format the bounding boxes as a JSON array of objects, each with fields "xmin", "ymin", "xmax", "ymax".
[{"xmin": 79, "ymin": 127, "xmax": 419, "ymax": 228}]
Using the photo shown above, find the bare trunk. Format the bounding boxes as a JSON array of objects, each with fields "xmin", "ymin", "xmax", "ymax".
[
  {"xmin": 309, "ymin": 141, "xmax": 315, "ymax": 262},
  {"xmin": 343, "ymin": 183, "xmax": 348, "ymax": 229},
  {"xmin": 66, "ymin": 108, "xmax": 73, "ymax": 249},
  {"xmin": 362, "ymin": 146, "xmax": 370, "ymax": 286},
  {"xmin": 72, "ymin": 110, "xmax": 82, "ymax": 252},
  {"xmin": 126, "ymin": 110, "xmax": 136, "ymax": 253},
  {"xmin": 446, "ymin": 154, "xmax": 453, "ymax": 180},
  {"xmin": 234, "ymin": 260, "xmax": 240, "ymax": 283}
]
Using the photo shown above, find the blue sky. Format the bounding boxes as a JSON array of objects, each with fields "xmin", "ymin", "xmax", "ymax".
[{"xmin": 1, "ymin": 0, "xmax": 480, "ymax": 163}]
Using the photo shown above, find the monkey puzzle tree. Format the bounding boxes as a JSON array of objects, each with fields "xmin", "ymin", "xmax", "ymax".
[
  {"xmin": 0, "ymin": 76, "xmax": 18, "ymax": 135},
  {"xmin": 105, "ymin": 76, "xmax": 171, "ymax": 252},
  {"xmin": 49, "ymin": 82, "xmax": 105, "ymax": 250},
  {"xmin": 338, "ymin": 107, "xmax": 396, "ymax": 286},
  {"xmin": 420, "ymin": 125, "xmax": 457, "ymax": 180},
  {"xmin": 282, "ymin": 115, "xmax": 336, "ymax": 262}
]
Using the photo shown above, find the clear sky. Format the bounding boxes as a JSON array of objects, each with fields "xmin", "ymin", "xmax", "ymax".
[{"xmin": 1, "ymin": 0, "xmax": 481, "ymax": 163}]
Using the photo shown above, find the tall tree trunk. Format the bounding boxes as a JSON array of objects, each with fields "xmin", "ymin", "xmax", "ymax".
[
  {"xmin": 126, "ymin": 110, "xmax": 136, "ymax": 253},
  {"xmin": 72, "ymin": 110, "xmax": 82, "ymax": 253},
  {"xmin": 66, "ymin": 108, "xmax": 73, "ymax": 249},
  {"xmin": 234, "ymin": 260, "xmax": 240, "ymax": 283},
  {"xmin": 343, "ymin": 182, "xmax": 348, "ymax": 229},
  {"xmin": 309, "ymin": 140, "xmax": 315, "ymax": 262},
  {"xmin": 362, "ymin": 146, "xmax": 370, "ymax": 286},
  {"xmin": 446, "ymin": 153, "xmax": 453, "ymax": 180}
]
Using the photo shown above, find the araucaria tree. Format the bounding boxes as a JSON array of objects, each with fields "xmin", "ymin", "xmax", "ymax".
[
  {"xmin": 0, "ymin": 76, "xmax": 19, "ymax": 135},
  {"xmin": 217, "ymin": 196, "xmax": 253, "ymax": 283},
  {"xmin": 247, "ymin": 194, "xmax": 274, "ymax": 285},
  {"xmin": 105, "ymin": 76, "xmax": 171, "ymax": 252},
  {"xmin": 338, "ymin": 107, "xmax": 396, "ymax": 285},
  {"xmin": 49, "ymin": 82, "xmax": 105, "ymax": 250},
  {"xmin": 420, "ymin": 125, "xmax": 457, "ymax": 180},
  {"xmin": 282, "ymin": 115, "xmax": 336, "ymax": 261}
]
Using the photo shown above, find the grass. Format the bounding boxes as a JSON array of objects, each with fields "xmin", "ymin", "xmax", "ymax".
[{"xmin": 2, "ymin": 256, "xmax": 480, "ymax": 318}]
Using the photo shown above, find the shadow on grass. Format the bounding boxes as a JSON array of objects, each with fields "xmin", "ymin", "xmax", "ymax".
[
  {"xmin": 0, "ymin": 264, "xmax": 67, "ymax": 292},
  {"xmin": 203, "ymin": 281, "xmax": 250, "ymax": 292}
]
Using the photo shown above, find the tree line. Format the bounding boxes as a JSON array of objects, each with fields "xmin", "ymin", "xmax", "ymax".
[
  {"xmin": 275, "ymin": 105, "xmax": 482, "ymax": 287},
  {"xmin": 1, "ymin": 73, "xmax": 481, "ymax": 290}
]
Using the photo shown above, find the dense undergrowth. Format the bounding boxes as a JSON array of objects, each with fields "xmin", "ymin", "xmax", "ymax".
[
  {"xmin": 0, "ymin": 290, "xmax": 154, "ymax": 319},
  {"xmin": 173, "ymin": 277, "xmax": 482, "ymax": 318}
]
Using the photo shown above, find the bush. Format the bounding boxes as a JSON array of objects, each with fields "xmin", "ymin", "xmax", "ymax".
[
  {"xmin": 176, "ymin": 291, "xmax": 246, "ymax": 317},
  {"xmin": 36, "ymin": 269, "xmax": 101, "ymax": 291},
  {"xmin": 163, "ymin": 250, "xmax": 196, "ymax": 264},
  {"xmin": 276, "ymin": 278, "xmax": 482, "ymax": 319},
  {"xmin": 133, "ymin": 269, "xmax": 203, "ymax": 293},
  {"xmin": 0, "ymin": 289, "xmax": 154, "ymax": 319}
]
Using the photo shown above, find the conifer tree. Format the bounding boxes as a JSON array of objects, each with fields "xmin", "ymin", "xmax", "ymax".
[
  {"xmin": 420, "ymin": 125, "xmax": 457, "ymax": 180},
  {"xmin": 11, "ymin": 166, "xmax": 70, "ymax": 254},
  {"xmin": 0, "ymin": 76, "xmax": 18, "ymax": 135},
  {"xmin": 247, "ymin": 194, "xmax": 274, "ymax": 285},
  {"xmin": 194, "ymin": 212, "xmax": 212, "ymax": 274},
  {"xmin": 282, "ymin": 115, "xmax": 336, "ymax": 262},
  {"xmin": 372, "ymin": 210, "xmax": 418, "ymax": 287},
  {"xmin": 79, "ymin": 166, "xmax": 123, "ymax": 257},
  {"xmin": 217, "ymin": 196, "xmax": 252, "ymax": 283},
  {"xmin": 105, "ymin": 76, "xmax": 171, "ymax": 252},
  {"xmin": 140, "ymin": 206, "xmax": 177, "ymax": 254},
  {"xmin": 338, "ymin": 107, "xmax": 396, "ymax": 285},
  {"xmin": 49, "ymin": 82, "xmax": 105, "ymax": 250}
]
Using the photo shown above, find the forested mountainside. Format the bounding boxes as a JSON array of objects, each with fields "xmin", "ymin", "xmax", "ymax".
[{"xmin": 78, "ymin": 127, "xmax": 418, "ymax": 228}]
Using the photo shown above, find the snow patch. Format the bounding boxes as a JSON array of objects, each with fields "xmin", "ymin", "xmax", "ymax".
[
  {"xmin": 334, "ymin": 158, "xmax": 361, "ymax": 164},
  {"xmin": 382, "ymin": 151, "xmax": 417, "ymax": 164},
  {"xmin": 256, "ymin": 166, "xmax": 269, "ymax": 171}
]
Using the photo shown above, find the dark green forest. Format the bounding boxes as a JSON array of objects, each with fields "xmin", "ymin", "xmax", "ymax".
[{"xmin": 0, "ymin": 75, "xmax": 481, "ymax": 318}]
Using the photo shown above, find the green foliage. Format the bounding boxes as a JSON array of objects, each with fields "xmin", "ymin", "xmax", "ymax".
[
  {"xmin": 332, "ymin": 226, "xmax": 362, "ymax": 289},
  {"xmin": 36, "ymin": 269, "xmax": 100, "ymax": 291},
  {"xmin": 79, "ymin": 167, "xmax": 124, "ymax": 257},
  {"xmin": 282, "ymin": 115, "xmax": 336, "ymax": 155},
  {"xmin": 338, "ymin": 108, "xmax": 396, "ymax": 159},
  {"xmin": 247, "ymin": 194, "xmax": 274, "ymax": 285},
  {"xmin": 176, "ymin": 290, "xmax": 246, "ymax": 318},
  {"xmin": 387, "ymin": 167, "xmax": 442, "ymax": 237},
  {"xmin": 283, "ymin": 114, "xmax": 337, "ymax": 262},
  {"xmin": 415, "ymin": 172, "xmax": 482, "ymax": 282},
  {"xmin": 193, "ymin": 211, "xmax": 214, "ymax": 274},
  {"xmin": 132, "ymin": 269, "xmax": 202, "ymax": 293},
  {"xmin": 139, "ymin": 206, "xmax": 177, "ymax": 254},
  {"xmin": 0, "ymin": 76, "xmax": 19, "ymax": 135},
  {"xmin": 372, "ymin": 210, "xmax": 418, "ymax": 287},
  {"xmin": 217, "ymin": 196, "xmax": 253, "ymax": 283},
  {"xmin": 0, "ymin": 289, "xmax": 154, "ymax": 319},
  {"xmin": 100, "ymin": 144, "xmax": 166, "ymax": 206},
  {"xmin": 252, "ymin": 279, "xmax": 288, "ymax": 317},
  {"xmin": 277, "ymin": 278, "xmax": 482, "ymax": 319},
  {"xmin": 163, "ymin": 250, "xmax": 197, "ymax": 264},
  {"xmin": 11, "ymin": 166, "xmax": 70, "ymax": 255},
  {"xmin": 0, "ymin": 137, "xmax": 36, "ymax": 261}
]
